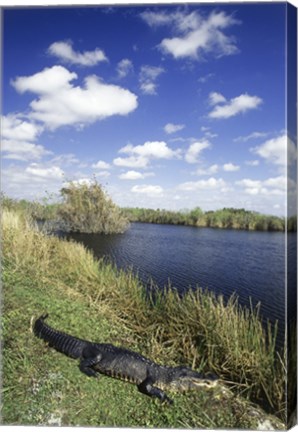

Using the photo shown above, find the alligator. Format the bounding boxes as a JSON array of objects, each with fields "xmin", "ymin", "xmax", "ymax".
[{"xmin": 33, "ymin": 314, "xmax": 218, "ymax": 404}]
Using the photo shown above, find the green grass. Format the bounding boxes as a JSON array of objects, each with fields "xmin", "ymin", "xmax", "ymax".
[{"xmin": 1, "ymin": 208, "xmax": 286, "ymax": 428}]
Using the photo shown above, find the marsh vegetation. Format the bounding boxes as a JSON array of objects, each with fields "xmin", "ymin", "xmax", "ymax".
[
  {"xmin": 123, "ymin": 206, "xmax": 288, "ymax": 231},
  {"xmin": 2, "ymin": 206, "xmax": 289, "ymax": 427}
]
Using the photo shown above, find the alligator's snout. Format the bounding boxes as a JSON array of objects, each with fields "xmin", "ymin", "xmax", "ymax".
[
  {"xmin": 187, "ymin": 376, "xmax": 218, "ymax": 390},
  {"xmin": 167, "ymin": 369, "xmax": 219, "ymax": 392}
]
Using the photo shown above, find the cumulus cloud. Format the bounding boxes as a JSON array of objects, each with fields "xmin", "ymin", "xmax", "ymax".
[
  {"xmin": 12, "ymin": 66, "xmax": 77, "ymax": 94},
  {"xmin": 92, "ymin": 160, "xmax": 111, "ymax": 169},
  {"xmin": 2, "ymin": 139, "xmax": 52, "ymax": 161},
  {"xmin": 223, "ymin": 162, "xmax": 240, "ymax": 172},
  {"xmin": 178, "ymin": 177, "xmax": 226, "ymax": 191},
  {"xmin": 185, "ymin": 139, "xmax": 211, "ymax": 163},
  {"xmin": 251, "ymin": 134, "xmax": 295, "ymax": 166},
  {"xmin": 164, "ymin": 123, "xmax": 185, "ymax": 134},
  {"xmin": 48, "ymin": 40, "xmax": 107, "ymax": 66},
  {"xmin": 2, "ymin": 113, "xmax": 43, "ymax": 141},
  {"xmin": 236, "ymin": 176, "xmax": 286, "ymax": 196},
  {"xmin": 195, "ymin": 164, "xmax": 219, "ymax": 175},
  {"xmin": 113, "ymin": 155, "xmax": 149, "ymax": 169},
  {"xmin": 117, "ymin": 58, "xmax": 133, "ymax": 78},
  {"xmin": 119, "ymin": 170, "xmax": 154, "ymax": 180},
  {"xmin": 26, "ymin": 163, "xmax": 64, "ymax": 179},
  {"xmin": 208, "ymin": 93, "xmax": 262, "ymax": 119},
  {"xmin": 1, "ymin": 114, "xmax": 51, "ymax": 161},
  {"xmin": 11, "ymin": 65, "xmax": 138, "ymax": 130},
  {"xmin": 131, "ymin": 184, "xmax": 164, "ymax": 197},
  {"xmin": 120, "ymin": 141, "xmax": 180, "ymax": 159},
  {"xmin": 209, "ymin": 92, "xmax": 226, "ymax": 106},
  {"xmin": 114, "ymin": 141, "xmax": 180, "ymax": 168},
  {"xmin": 139, "ymin": 65, "xmax": 165, "ymax": 95},
  {"xmin": 141, "ymin": 9, "xmax": 240, "ymax": 60}
]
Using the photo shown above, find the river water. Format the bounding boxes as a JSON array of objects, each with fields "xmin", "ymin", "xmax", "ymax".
[{"xmin": 63, "ymin": 222, "xmax": 296, "ymax": 348}]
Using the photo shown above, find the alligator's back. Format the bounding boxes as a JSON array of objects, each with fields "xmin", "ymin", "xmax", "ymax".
[
  {"xmin": 89, "ymin": 342, "xmax": 157, "ymax": 384},
  {"xmin": 33, "ymin": 314, "xmax": 88, "ymax": 359}
]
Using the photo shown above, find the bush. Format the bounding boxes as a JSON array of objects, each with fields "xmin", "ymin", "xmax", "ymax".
[{"xmin": 58, "ymin": 181, "xmax": 129, "ymax": 234}]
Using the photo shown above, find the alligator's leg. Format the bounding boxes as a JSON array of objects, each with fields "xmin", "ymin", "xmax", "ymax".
[
  {"xmin": 138, "ymin": 377, "xmax": 173, "ymax": 405},
  {"xmin": 79, "ymin": 353, "xmax": 102, "ymax": 377}
]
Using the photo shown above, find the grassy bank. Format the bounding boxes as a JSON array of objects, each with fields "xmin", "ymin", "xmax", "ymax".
[{"xmin": 2, "ymin": 208, "xmax": 286, "ymax": 428}]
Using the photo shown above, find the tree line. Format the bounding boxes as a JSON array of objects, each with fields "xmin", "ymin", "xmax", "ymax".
[{"xmin": 122, "ymin": 206, "xmax": 294, "ymax": 232}]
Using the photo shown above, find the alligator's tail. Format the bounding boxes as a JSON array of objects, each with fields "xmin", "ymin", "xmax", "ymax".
[{"xmin": 33, "ymin": 314, "xmax": 88, "ymax": 359}]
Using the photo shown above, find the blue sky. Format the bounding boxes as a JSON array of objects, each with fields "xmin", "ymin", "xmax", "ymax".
[{"xmin": 2, "ymin": 3, "xmax": 296, "ymax": 215}]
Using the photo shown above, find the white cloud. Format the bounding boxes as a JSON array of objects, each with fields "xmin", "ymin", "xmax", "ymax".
[
  {"xmin": 236, "ymin": 179, "xmax": 261, "ymax": 189},
  {"xmin": 195, "ymin": 164, "xmax": 219, "ymax": 175},
  {"xmin": 208, "ymin": 93, "xmax": 262, "ymax": 119},
  {"xmin": 92, "ymin": 160, "xmax": 111, "ymax": 169},
  {"xmin": 234, "ymin": 131, "xmax": 268, "ymax": 142},
  {"xmin": 120, "ymin": 141, "xmax": 180, "ymax": 159},
  {"xmin": 200, "ymin": 126, "xmax": 218, "ymax": 138},
  {"xmin": 209, "ymin": 92, "xmax": 226, "ymax": 106},
  {"xmin": 25, "ymin": 163, "xmax": 64, "ymax": 179},
  {"xmin": 223, "ymin": 162, "xmax": 240, "ymax": 172},
  {"xmin": 11, "ymin": 66, "xmax": 138, "ymax": 130},
  {"xmin": 131, "ymin": 184, "xmax": 164, "ymax": 197},
  {"xmin": 140, "ymin": 10, "xmax": 175, "ymax": 27},
  {"xmin": 113, "ymin": 155, "xmax": 149, "ymax": 169},
  {"xmin": 12, "ymin": 65, "xmax": 77, "ymax": 94},
  {"xmin": 2, "ymin": 165, "xmax": 64, "ymax": 199},
  {"xmin": 164, "ymin": 123, "xmax": 185, "ymax": 134},
  {"xmin": 178, "ymin": 177, "xmax": 226, "ymax": 191},
  {"xmin": 51, "ymin": 153, "xmax": 80, "ymax": 166},
  {"xmin": 251, "ymin": 134, "xmax": 295, "ymax": 166},
  {"xmin": 1, "ymin": 139, "xmax": 52, "ymax": 161},
  {"xmin": 119, "ymin": 170, "xmax": 154, "ymax": 180},
  {"xmin": 141, "ymin": 10, "xmax": 240, "ymax": 60},
  {"xmin": 48, "ymin": 40, "xmax": 107, "ymax": 66},
  {"xmin": 139, "ymin": 65, "xmax": 165, "ymax": 95},
  {"xmin": 263, "ymin": 176, "xmax": 286, "ymax": 189},
  {"xmin": 114, "ymin": 141, "xmax": 181, "ymax": 168},
  {"xmin": 117, "ymin": 59, "xmax": 133, "ymax": 78},
  {"xmin": 1, "ymin": 114, "xmax": 51, "ymax": 161},
  {"xmin": 185, "ymin": 139, "xmax": 211, "ymax": 163},
  {"xmin": 205, "ymin": 131, "xmax": 218, "ymax": 139},
  {"xmin": 236, "ymin": 176, "xmax": 286, "ymax": 196},
  {"xmin": 1, "ymin": 114, "xmax": 43, "ymax": 141}
]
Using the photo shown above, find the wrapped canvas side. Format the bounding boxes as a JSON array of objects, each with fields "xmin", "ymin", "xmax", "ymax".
[{"xmin": 286, "ymin": 2, "xmax": 297, "ymax": 429}]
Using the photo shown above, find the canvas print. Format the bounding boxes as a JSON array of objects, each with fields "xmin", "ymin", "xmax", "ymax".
[{"xmin": 1, "ymin": 1, "xmax": 297, "ymax": 430}]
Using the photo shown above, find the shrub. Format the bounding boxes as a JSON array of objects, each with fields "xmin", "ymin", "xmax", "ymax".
[{"xmin": 58, "ymin": 181, "xmax": 129, "ymax": 234}]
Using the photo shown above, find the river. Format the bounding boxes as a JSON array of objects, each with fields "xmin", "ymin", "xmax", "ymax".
[{"xmin": 63, "ymin": 222, "xmax": 296, "ymax": 348}]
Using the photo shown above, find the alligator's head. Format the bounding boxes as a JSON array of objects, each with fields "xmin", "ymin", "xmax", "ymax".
[{"xmin": 166, "ymin": 367, "xmax": 219, "ymax": 392}]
